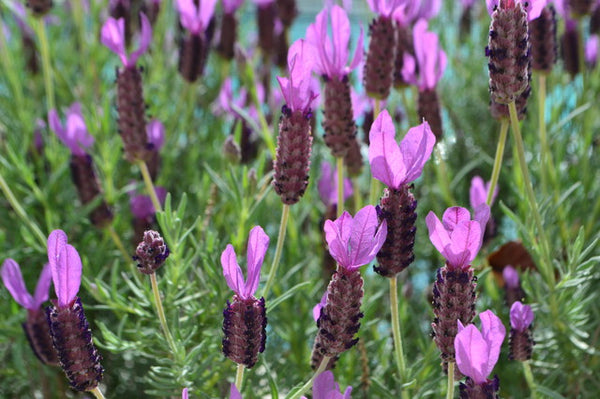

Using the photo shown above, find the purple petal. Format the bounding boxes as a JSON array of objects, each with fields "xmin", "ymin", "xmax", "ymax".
[
  {"xmin": 129, "ymin": 13, "xmax": 152, "ymax": 66},
  {"xmin": 510, "ymin": 301, "xmax": 534, "ymax": 332},
  {"xmin": 330, "ymin": 5, "xmax": 351, "ymax": 75},
  {"xmin": 502, "ymin": 265, "xmax": 520, "ymax": 289},
  {"xmin": 101, "ymin": 17, "xmax": 128, "ymax": 66},
  {"xmin": 48, "ymin": 109, "xmax": 65, "ymax": 140},
  {"xmin": 176, "ymin": 0, "xmax": 200, "ymax": 32},
  {"xmin": 368, "ymin": 110, "xmax": 404, "ymax": 188},
  {"xmin": 32, "ymin": 263, "xmax": 52, "ymax": 308},
  {"xmin": 313, "ymin": 291, "xmax": 328, "ymax": 322},
  {"xmin": 229, "ymin": 383, "xmax": 243, "ymax": 399},
  {"xmin": 147, "ymin": 119, "xmax": 165, "ymax": 151},
  {"xmin": 524, "ymin": 0, "xmax": 547, "ymax": 21},
  {"xmin": 199, "ymin": 0, "xmax": 218, "ymax": 30},
  {"xmin": 447, "ymin": 220, "xmax": 481, "ymax": 268},
  {"xmin": 182, "ymin": 388, "xmax": 188, "ymax": 399},
  {"xmin": 486, "ymin": 0, "xmax": 498, "ymax": 16},
  {"xmin": 317, "ymin": 162, "xmax": 335, "ymax": 206},
  {"xmin": 479, "ymin": 310, "xmax": 506, "ymax": 377},
  {"xmin": 348, "ymin": 205, "xmax": 380, "ymax": 268},
  {"xmin": 455, "ymin": 324, "xmax": 488, "ymax": 384},
  {"xmin": 47, "ymin": 230, "xmax": 68, "ymax": 287},
  {"xmin": 222, "ymin": 0, "xmax": 244, "ymax": 13},
  {"xmin": 324, "ymin": 212, "xmax": 352, "ymax": 267},
  {"xmin": 442, "ymin": 206, "xmax": 471, "ymax": 232},
  {"xmin": 426, "ymin": 211, "xmax": 452, "ymax": 256},
  {"xmin": 469, "ymin": 176, "xmax": 487, "ymax": 208},
  {"xmin": 221, "ymin": 244, "xmax": 245, "ymax": 298},
  {"xmin": 399, "ymin": 121, "xmax": 436, "ymax": 184},
  {"xmin": 54, "ymin": 244, "xmax": 82, "ymax": 307},
  {"xmin": 312, "ymin": 371, "xmax": 336, "ymax": 399},
  {"xmin": 306, "ymin": 8, "xmax": 331, "ymax": 77},
  {"xmin": 244, "ymin": 226, "xmax": 269, "ymax": 298},
  {"xmin": 1, "ymin": 259, "xmax": 34, "ymax": 309},
  {"xmin": 65, "ymin": 103, "xmax": 94, "ymax": 155},
  {"xmin": 473, "ymin": 203, "xmax": 491, "ymax": 246}
]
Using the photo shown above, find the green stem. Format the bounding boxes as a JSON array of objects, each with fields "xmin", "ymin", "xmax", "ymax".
[
  {"xmin": 352, "ymin": 177, "xmax": 362, "ymax": 212},
  {"xmin": 522, "ymin": 360, "xmax": 537, "ymax": 399},
  {"xmin": 108, "ymin": 225, "xmax": 130, "ymax": 262},
  {"xmin": 434, "ymin": 146, "xmax": 455, "ymax": 206},
  {"xmin": 374, "ymin": 99, "xmax": 381, "ymax": 118},
  {"xmin": 0, "ymin": 171, "xmax": 47, "ymax": 248},
  {"xmin": 137, "ymin": 160, "xmax": 162, "ymax": 213},
  {"xmin": 389, "ymin": 276, "xmax": 408, "ymax": 399},
  {"xmin": 89, "ymin": 387, "xmax": 106, "ymax": 399},
  {"xmin": 286, "ymin": 355, "xmax": 331, "ymax": 399},
  {"xmin": 71, "ymin": 0, "xmax": 86, "ymax": 51},
  {"xmin": 336, "ymin": 157, "xmax": 344, "ymax": 217},
  {"xmin": 33, "ymin": 18, "xmax": 55, "ymax": 112},
  {"xmin": 0, "ymin": 23, "xmax": 25, "ymax": 111},
  {"xmin": 446, "ymin": 362, "xmax": 455, "ymax": 399},
  {"xmin": 508, "ymin": 101, "xmax": 553, "ymax": 287},
  {"xmin": 262, "ymin": 204, "xmax": 290, "ymax": 299},
  {"xmin": 486, "ymin": 119, "xmax": 509, "ymax": 206},
  {"xmin": 149, "ymin": 272, "xmax": 177, "ymax": 355},
  {"xmin": 235, "ymin": 363, "xmax": 245, "ymax": 391},
  {"xmin": 368, "ymin": 178, "xmax": 381, "ymax": 206}
]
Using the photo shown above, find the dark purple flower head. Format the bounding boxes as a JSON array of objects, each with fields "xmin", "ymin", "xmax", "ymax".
[
  {"xmin": 455, "ymin": 310, "xmax": 506, "ymax": 385},
  {"xmin": 306, "ymin": 5, "xmax": 363, "ymax": 80},
  {"xmin": 318, "ymin": 161, "xmax": 353, "ymax": 207},
  {"xmin": 101, "ymin": 13, "xmax": 152, "ymax": 67},
  {"xmin": 503, "ymin": 265, "xmax": 520, "ymax": 289},
  {"xmin": 366, "ymin": 0, "xmax": 404, "ymax": 17},
  {"xmin": 277, "ymin": 39, "xmax": 318, "ymax": 113},
  {"xmin": 303, "ymin": 370, "xmax": 353, "ymax": 399},
  {"xmin": 368, "ymin": 109, "xmax": 436, "ymax": 189},
  {"xmin": 324, "ymin": 205, "xmax": 387, "ymax": 271},
  {"xmin": 402, "ymin": 19, "xmax": 447, "ymax": 90},
  {"xmin": 221, "ymin": 226, "xmax": 270, "ymax": 300},
  {"xmin": 48, "ymin": 103, "xmax": 94, "ymax": 157},
  {"xmin": 1, "ymin": 259, "xmax": 52, "ymax": 311},
  {"xmin": 510, "ymin": 301, "xmax": 534, "ymax": 332},
  {"xmin": 175, "ymin": 0, "xmax": 217, "ymax": 34},
  {"xmin": 47, "ymin": 230, "xmax": 82, "ymax": 308},
  {"xmin": 426, "ymin": 205, "xmax": 490, "ymax": 270},
  {"xmin": 486, "ymin": 0, "xmax": 547, "ymax": 20},
  {"xmin": 470, "ymin": 175, "xmax": 498, "ymax": 208}
]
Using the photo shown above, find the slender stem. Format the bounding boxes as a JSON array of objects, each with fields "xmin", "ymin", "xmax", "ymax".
[
  {"xmin": 0, "ymin": 171, "xmax": 47, "ymax": 248},
  {"xmin": 508, "ymin": 101, "xmax": 553, "ymax": 287},
  {"xmin": 286, "ymin": 355, "xmax": 331, "ymax": 399},
  {"xmin": 89, "ymin": 387, "xmax": 106, "ymax": 399},
  {"xmin": 538, "ymin": 74, "xmax": 549, "ymax": 196},
  {"xmin": 33, "ymin": 18, "xmax": 55, "ymax": 112},
  {"xmin": 0, "ymin": 23, "xmax": 25, "ymax": 110},
  {"xmin": 389, "ymin": 276, "xmax": 408, "ymax": 398},
  {"xmin": 262, "ymin": 204, "xmax": 290, "ymax": 299},
  {"xmin": 235, "ymin": 363, "xmax": 245, "ymax": 391},
  {"xmin": 137, "ymin": 160, "xmax": 162, "ymax": 213},
  {"xmin": 71, "ymin": 0, "xmax": 86, "ymax": 51},
  {"xmin": 446, "ymin": 362, "xmax": 455, "ymax": 399},
  {"xmin": 108, "ymin": 225, "xmax": 130, "ymax": 262},
  {"xmin": 352, "ymin": 177, "xmax": 362, "ymax": 213},
  {"xmin": 434, "ymin": 147, "xmax": 455, "ymax": 206},
  {"xmin": 368, "ymin": 178, "xmax": 381, "ymax": 206},
  {"xmin": 486, "ymin": 119, "xmax": 509, "ymax": 206},
  {"xmin": 522, "ymin": 360, "xmax": 537, "ymax": 399},
  {"xmin": 374, "ymin": 99, "xmax": 381, "ymax": 118},
  {"xmin": 336, "ymin": 157, "xmax": 344, "ymax": 217},
  {"xmin": 149, "ymin": 272, "xmax": 177, "ymax": 354}
]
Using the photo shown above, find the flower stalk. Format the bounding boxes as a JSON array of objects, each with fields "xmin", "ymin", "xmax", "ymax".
[
  {"xmin": 390, "ymin": 276, "xmax": 408, "ymax": 398},
  {"xmin": 446, "ymin": 361, "xmax": 455, "ymax": 399},
  {"xmin": 137, "ymin": 160, "xmax": 163, "ymax": 213},
  {"xmin": 337, "ymin": 157, "xmax": 344, "ymax": 217},
  {"xmin": 33, "ymin": 18, "xmax": 55, "ymax": 111},
  {"xmin": 150, "ymin": 272, "xmax": 177, "ymax": 354},
  {"xmin": 262, "ymin": 204, "xmax": 289, "ymax": 299},
  {"xmin": 486, "ymin": 118, "xmax": 509, "ymax": 206},
  {"xmin": 287, "ymin": 355, "xmax": 331, "ymax": 399}
]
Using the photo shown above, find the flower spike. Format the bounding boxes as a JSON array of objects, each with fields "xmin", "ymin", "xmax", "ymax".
[
  {"xmin": 509, "ymin": 301, "xmax": 535, "ymax": 361},
  {"xmin": 176, "ymin": 0, "xmax": 217, "ymax": 34},
  {"xmin": 101, "ymin": 13, "xmax": 152, "ymax": 68},
  {"xmin": 510, "ymin": 301, "xmax": 534, "ymax": 332}
]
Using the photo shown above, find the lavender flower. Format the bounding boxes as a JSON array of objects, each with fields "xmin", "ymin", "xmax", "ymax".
[
  {"xmin": 503, "ymin": 265, "xmax": 525, "ymax": 305},
  {"xmin": 1, "ymin": 259, "xmax": 58, "ymax": 365},
  {"xmin": 48, "ymin": 103, "xmax": 94, "ymax": 157},
  {"xmin": 230, "ymin": 383, "xmax": 242, "ymax": 399},
  {"xmin": 311, "ymin": 206, "xmax": 386, "ymax": 369},
  {"xmin": 133, "ymin": 230, "xmax": 170, "ymax": 274},
  {"xmin": 302, "ymin": 371, "xmax": 353, "ymax": 399},
  {"xmin": 470, "ymin": 176, "xmax": 498, "ymax": 242},
  {"xmin": 217, "ymin": 0, "xmax": 244, "ymax": 59},
  {"xmin": 586, "ymin": 34, "xmax": 599, "ymax": 68},
  {"xmin": 45, "ymin": 230, "xmax": 103, "ymax": 391},
  {"xmin": 455, "ymin": 310, "xmax": 506, "ymax": 398},
  {"xmin": 509, "ymin": 301, "xmax": 535, "ymax": 361},
  {"xmin": 318, "ymin": 161, "xmax": 354, "ymax": 208},
  {"xmin": 529, "ymin": 4, "xmax": 558, "ymax": 73},
  {"xmin": 222, "ymin": 226, "xmax": 269, "ymax": 368},
  {"xmin": 182, "ymin": 387, "xmax": 189, "ymax": 399},
  {"xmin": 369, "ymin": 110, "xmax": 435, "ymax": 276},
  {"xmin": 254, "ymin": 0, "xmax": 277, "ymax": 56}
]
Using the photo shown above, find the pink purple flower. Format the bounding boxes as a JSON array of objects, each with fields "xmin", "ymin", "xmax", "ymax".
[
  {"xmin": 318, "ymin": 161, "xmax": 353, "ymax": 207},
  {"xmin": 402, "ymin": 19, "xmax": 447, "ymax": 91},
  {"xmin": 313, "ymin": 291, "xmax": 328, "ymax": 322},
  {"xmin": 470, "ymin": 176, "xmax": 498, "ymax": 208},
  {"xmin": 455, "ymin": 309, "xmax": 506, "ymax": 385},
  {"xmin": 182, "ymin": 387, "xmax": 188, "ymax": 399},
  {"xmin": 486, "ymin": 0, "xmax": 547, "ymax": 20},
  {"xmin": 586, "ymin": 34, "xmax": 599, "ymax": 67},
  {"xmin": 368, "ymin": 109, "xmax": 436, "ymax": 189},
  {"xmin": 146, "ymin": 119, "xmax": 165, "ymax": 151},
  {"xmin": 221, "ymin": 226, "xmax": 269, "ymax": 300},
  {"xmin": 129, "ymin": 187, "xmax": 167, "ymax": 220},
  {"xmin": 324, "ymin": 205, "xmax": 387, "ymax": 271},
  {"xmin": 47, "ymin": 230, "xmax": 82, "ymax": 308},
  {"xmin": 277, "ymin": 39, "xmax": 318, "ymax": 113},
  {"xmin": 305, "ymin": 5, "xmax": 363, "ymax": 80},
  {"xmin": 175, "ymin": 0, "xmax": 217, "ymax": 34},
  {"xmin": 1, "ymin": 259, "xmax": 52, "ymax": 311},
  {"xmin": 425, "ymin": 205, "xmax": 490, "ymax": 270},
  {"xmin": 230, "ymin": 383, "xmax": 242, "ymax": 399},
  {"xmin": 503, "ymin": 265, "xmax": 520, "ymax": 289},
  {"xmin": 48, "ymin": 103, "xmax": 94, "ymax": 157},
  {"xmin": 366, "ymin": 0, "xmax": 404, "ymax": 17},
  {"xmin": 510, "ymin": 301, "xmax": 534, "ymax": 332},
  {"xmin": 303, "ymin": 370, "xmax": 352, "ymax": 399},
  {"xmin": 101, "ymin": 13, "xmax": 152, "ymax": 67}
]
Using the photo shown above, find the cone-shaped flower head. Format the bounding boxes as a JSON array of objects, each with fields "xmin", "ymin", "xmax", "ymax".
[
  {"xmin": 176, "ymin": 0, "xmax": 217, "ymax": 34},
  {"xmin": 2, "ymin": 259, "xmax": 52, "ymax": 311},
  {"xmin": 47, "ymin": 230, "xmax": 81, "ymax": 308},
  {"xmin": 101, "ymin": 13, "xmax": 152, "ymax": 68},
  {"xmin": 277, "ymin": 39, "xmax": 318, "ymax": 113},
  {"xmin": 303, "ymin": 371, "xmax": 353, "ymax": 399},
  {"xmin": 318, "ymin": 161, "xmax": 353, "ymax": 207},
  {"xmin": 48, "ymin": 103, "xmax": 94, "ymax": 157},
  {"xmin": 455, "ymin": 310, "xmax": 506, "ymax": 385},
  {"xmin": 426, "ymin": 205, "xmax": 490, "ymax": 270},
  {"xmin": 487, "ymin": 0, "xmax": 547, "ymax": 21},
  {"xmin": 306, "ymin": 5, "xmax": 363, "ymax": 81},
  {"xmin": 470, "ymin": 176, "xmax": 498, "ymax": 208},
  {"xmin": 134, "ymin": 230, "xmax": 170, "ymax": 274},
  {"xmin": 402, "ymin": 19, "xmax": 447, "ymax": 91},
  {"xmin": 368, "ymin": 110, "xmax": 436, "ymax": 189},
  {"xmin": 510, "ymin": 301, "xmax": 534, "ymax": 332},
  {"xmin": 324, "ymin": 205, "xmax": 387, "ymax": 271},
  {"xmin": 221, "ymin": 226, "xmax": 269, "ymax": 301}
]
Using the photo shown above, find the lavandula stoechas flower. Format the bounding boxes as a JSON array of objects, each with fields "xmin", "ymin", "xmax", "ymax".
[
  {"xmin": 45, "ymin": 230, "xmax": 103, "ymax": 392},
  {"xmin": 133, "ymin": 230, "xmax": 170, "ymax": 275},
  {"xmin": 221, "ymin": 226, "xmax": 269, "ymax": 368},
  {"xmin": 469, "ymin": 176, "xmax": 498, "ymax": 243},
  {"xmin": 509, "ymin": 301, "xmax": 535, "ymax": 361},
  {"xmin": 273, "ymin": 39, "xmax": 317, "ymax": 205},
  {"xmin": 306, "ymin": 4, "xmax": 363, "ymax": 158},
  {"xmin": 561, "ymin": 18, "xmax": 581, "ymax": 76},
  {"xmin": 217, "ymin": 0, "xmax": 243, "ymax": 60},
  {"xmin": 129, "ymin": 186, "xmax": 167, "ymax": 242},
  {"xmin": 176, "ymin": 0, "xmax": 217, "ymax": 82},
  {"xmin": 1, "ymin": 259, "xmax": 58, "ymax": 365},
  {"xmin": 368, "ymin": 110, "xmax": 435, "ymax": 277},
  {"xmin": 426, "ymin": 205, "xmax": 490, "ymax": 373},
  {"xmin": 529, "ymin": 3, "xmax": 558, "ymax": 74},
  {"xmin": 363, "ymin": 0, "xmax": 404, "ymax": 100},
  {"xmin": 503, "ymin": 265, "xmax": 525, "ymax": 306},
  {"xmin": 311, "ymin": 206, "xmax": 387, "ymax": 369},
  {"xmin": 254, "ymin": 0, "xmax": 276, "ymax": 57},
  {"xmin": 109, "ymin": 0, "xmax": 132, "ymax": 46},
  {"xmin": 48, "ymin": 104, "xmax": 113, "ymax": 228},
  {"xmin": 302, "ymin": 370, "xmax": 353, "ymax": 399},
  {"xmin": 402, "ymin": 19, "xmax": 447, "ymax": 141},
  {"xmin": 101, "ymin": 14, "xmax": 153, "ymax": 163},
  {"xmin": 455, "ymin": 310, "xmax": 506, "ymax": 398}
]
